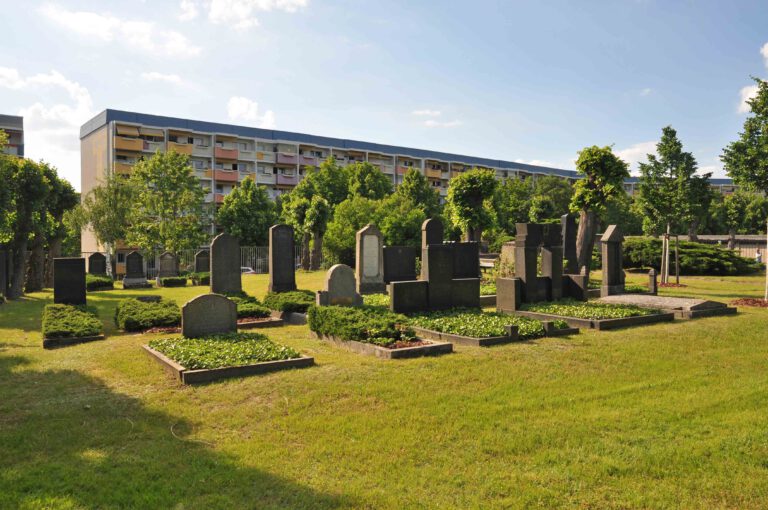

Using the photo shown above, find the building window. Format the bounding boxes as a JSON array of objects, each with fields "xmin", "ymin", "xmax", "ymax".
[
  {"xmin": 239, "ymin": 142, "xmax": 248, "ymax": 151},
  {"xmin": 117, "ymin": 253, "xmax": 125, "ymax": 263}
]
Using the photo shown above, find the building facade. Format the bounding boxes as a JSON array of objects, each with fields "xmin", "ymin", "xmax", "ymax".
[{"xmin": 0, "ymin": 114, "xmax": 24, "ymax": 157}]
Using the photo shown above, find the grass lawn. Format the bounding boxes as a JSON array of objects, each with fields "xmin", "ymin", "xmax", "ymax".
[{"xmin": 1, "ymin": 271, "xmax": 768, "ymax": 508}]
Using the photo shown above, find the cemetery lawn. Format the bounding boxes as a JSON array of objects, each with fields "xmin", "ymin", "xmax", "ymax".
[{"xmin": 1, "ymin": 271, "xmax": 768, "ymax": 508}]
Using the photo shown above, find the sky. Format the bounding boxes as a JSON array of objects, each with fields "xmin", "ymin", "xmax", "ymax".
[{"xmin": 1, "ymin": 0, "xmax": 767, "ymax": 191}]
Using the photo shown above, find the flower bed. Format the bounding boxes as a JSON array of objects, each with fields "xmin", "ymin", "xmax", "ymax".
[
  {"xmin": 114, "ymin": 298, "xmax": 181, "ymax": 332},
  {"xmin": 515, "ymin": 299, "xmax": 674, "ymax": 330},
  {"xmin": 86, "ymin": 274, "xmax": 114, "ymax": 291},
  {"xmin": 263, "ymin": 290, "xmax": 315, "ymax": 314},
  {"xmin": 42, "ymin": 304, "xmax": 104, "ymax": 348}
]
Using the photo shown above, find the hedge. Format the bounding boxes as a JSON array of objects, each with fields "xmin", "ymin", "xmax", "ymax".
[
  {"xmin": 623, "ymin": 237, "xmax": 762, "ymax": 276},
  {"xmin": 190, "ymin": 272, "xmax": 210, "ymax": 285},
  {"xmin": 42, "ymin": 304, "xmax": 103, "ymax": 339},
  {"xmin": 114, "ymin": 298, "xmax": 181, "ymax": 332},
  {"xmin": 263, "ymin": 290, "xmax": 315, "ymax": 313},
  {"xmin": 159, "ymin": 276, "xmax": 187, "ymax": 287},
  {"xmin": 222, "ymin": 292, "xmax": 272, "ymax": 319},
  {"xmin": 86, "ymin": 274, "xmax": 114, "ymax": 291},
  {"xmin": 307, "ymin": 306, "xmax": 415, "ymax": 347}
]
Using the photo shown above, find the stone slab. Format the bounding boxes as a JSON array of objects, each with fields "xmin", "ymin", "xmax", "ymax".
[
  {"xmin": 181, "ymin": 293, "xmax": 237, "ymax": 338},
  {"xmin": 513, "ymin": 310, "xmax": 675, "ymax": 330},
  {"xmin": 210, "ymin": 233, "xmax": 241, "ymax": 294},
  {"xmin": 316, "ymin": 264, "xmax": 363, "ymax": 307},
  {"xmin": 43, "ymin": 334, "xmax": 105, "ymax": 349},
  {"xmin": 194, "ymin": 250, "xmax": 210, "ymax": 273},
  {"xmin": 268, "ymin": 224, "xmax": 297, "ymax": 293},
  {"xmin": 88, "ymin": 253, "xmax": 107, "ymax": 275},
  {"xmin": 383, "ymin": 246, "xmax": 418, "ymax": 283},
  {"xmin": 411, "ymin": 325, "xmax": 518, "ymax": 347},
  {"xmin": 53, "ymin": 258, "xmax": 86, "ymax": 305},
  {"xmin": 597, "ymin": 294, "xmax": 728, "ymax": 311},
  {"xmin": 389, "ymin": 280, "xmax": 429, "ymax": 314}
]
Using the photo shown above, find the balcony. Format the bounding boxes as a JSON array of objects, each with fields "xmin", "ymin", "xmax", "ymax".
[
  {"xmin": 192, "ymin": 145, "xmax": 213, "ymax": 157},
  {"xmin": 143, "ymin": 140, "xmax": 165, "ymax": 153},
  {"xmin": 214, "ymin": 170, "xmax": 239, "ymax": 182},
  {"xmin": 215, "ymin": 147, "xmax": 239, "ymax": 160},
  {"xmin": 239, "ymin": 149, "xmax": 256, "ymax": 161},
  {"xmin": 114, "ymin": 162, "xmax": 133, "ymax": 175},
  {"xmin": 168, "ymin": 141, "xmax": 193, "ymax": 155},
  {"xmin": 204, "ymin": 193, "xmax": 214, "ymax": 203},
  {"xmin": 257, "ymin": 152, "xmax": 275, "ymax": 163},
  {"xmin": 215, "ymin": 193, "xmax": 225, "ymax": 204},
  {"xmin": 298, "ymin": 155, "xmax": 318, "ymax": 167},
  {"xmin": 114, "ymin": 136, "xmax": 143, "ymax": 151},
  {"xmin": 257, "ymin": 173, "xmax": 277, "ymax": 185},
  {"xmin": 276, "ymin": 153, "xmax": 298, "ymax": 165},
  {"xmin": 426, "ymin": 169, "xmax": 443, "ymax": 178},
  {"xmin": 277, "ymin": 174, "xmax": 298, "ymax": 186},
  {"xmin": 450, "ymin": 170, "xmax": 462, "ymax": 178}
]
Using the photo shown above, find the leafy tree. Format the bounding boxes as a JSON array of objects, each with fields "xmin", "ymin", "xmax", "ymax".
[
  {"xmin": 306, "ymin": 196, "xmax": 331, "ymax": 270},
  {"xmin": 686, "ymin": 173, "xmax": 715, "ymax": 241},
  {"xmin": 532, "ymin": 175, "xmax": 573, "ymax": 219},
  {"xmin": 348, "ymin": 162, "xmax": 393, "ymax": 200},
  {"xmin": 493, "ymin": 177, "xmax": 533, "ymax": 235},
  {"xmin": 281, "ymin": 194, "xmax": 312, "ymax": 269},
  {"xmin": 308, "ymin": 157, "xmax": 351, "ymax": 208},
  {"xmin": 395, "ymin": 168, "xmax": 440, "ymax": 217},
  {"xmin": 375, "ymin": 194, "xmax": 426, "ymax": 247},
  {"xmin": 602, "ymin": 193, "xmax": 643, "ymax": 236},
  {"xmin": 127, "ymin": 150, "xmax": 207, "ymax": 258},
  {"xmin": 322, "ymin": 196, "xmax": 379, "ymax": 266},
  {"xmin": 216, "ymin": 176, "xmax": 276, "ymax": 246},
  {"xmin": 445, "ymin": 168, "xmax": 498, "ymax": 241},
  {"xmin": 570, "ymin": 146, "xmax": 629, "ymax": 274},
  {"xmin": 721, "ymin": 77, "xmax": 768, "ymax": 298}
]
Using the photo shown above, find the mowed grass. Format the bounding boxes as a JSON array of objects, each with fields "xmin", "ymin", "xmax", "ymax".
[{"xmin": 1, "ymin": 271, "xmax": 768, "ymax": 508}]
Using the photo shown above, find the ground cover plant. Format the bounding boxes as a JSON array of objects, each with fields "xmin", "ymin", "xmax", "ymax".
[
  {"xmin": 520, "ymin": 298, "xmax": 658, "ymax": 319},
  {"xmin": 148, "ymin": 332, "xmax": 301, "ymax": 370},
  {"xmin": 307, "ymin": 305, "xmax": 416, "ymax": 347},
  {"xmin": 361, "ymin": 293, "xmax": 389, "ymax": 309},
  {"xmin": 114, "ymin": 298, "xmax": 181, "ymax": 332},
  {"xmin": 159, "ymin": 276, "xmax": 187, "ymax": 287},
  {"xmin": 263, "ymin": 290, "xmax": 315, "ymax": 313},
  {"xmin": 86, "ymin": 274, "xmax": 114, "ymax": 291},
  {"xmin": 408, "ymin": 308, "xmax": 564, "ymax": 340},
  {"xmin": 480, "ymin": 281, "xmax": 496, "ymax": 296},
  {"xmin": 42, "ymin": 304, "xmax": 103, "ymax": 339}
]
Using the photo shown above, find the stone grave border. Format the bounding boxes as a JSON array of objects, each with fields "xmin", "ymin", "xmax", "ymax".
[
  {"xmin": 411, "ymin": 320, "xmax": 578, "ymax": 347},
  {"xmin": 670, "ymin": 307, "xmax": 737, "ymax": 319},
  {"xmin": 142, "ymin": 344, "xmax": 314, "ymax": 385},
  {"xmin": 43, "ymin": 334, "xmax": 106, "ymax": 350},
  {"xmin": 512, "ymin": 310, "xmax": 675, "ymax": 330},
  {"xmin": 479, "ymin": 295, "xmax": 496, "ymax": 307},
  {"xmin": 310, "ymin": 332, "xmax": 453, "ymax": 359},
  {"xmin": 237, "ymin": 317, "xmax": 285, "ymax": 330},
  {"xmin": 270, "ymin": 310, "xmax": 308, "ymax": 325}
]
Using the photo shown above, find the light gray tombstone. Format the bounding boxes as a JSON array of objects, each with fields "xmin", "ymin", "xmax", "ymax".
[
  {"xmin": 181, "ymin": 293, "xmax": 237, "ymax": 338},
  {"xmin": 648, "ymin": 268, "xmax": 658, "ymax": 295},
  {"xmin": 268, "ymin": 224, "xmax": 297, "ymax": 293},
  {"xmin": 194, "ymin": 250, "xmax": 210, "ymax": 273},
  {"xmin": 600, "ymin": 225, "xmax": 626, "ymax": 297},
  {"xmin": 355, "ymin": 224, "xmax": 385, "ymax": 294},
  {"xmin": 157, "ymin": 252, "xmax": 178, "ymax": 282},
  {"xmin": 317, "ymin": 264, "xmax": 363, "ymax": 306},
  {"xmin": 210, "ymin": 233, "xmax": 241, "ymax": 294}
]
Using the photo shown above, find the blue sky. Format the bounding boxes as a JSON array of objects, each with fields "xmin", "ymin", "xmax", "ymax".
[{"xmin": 1, "ymin": 0, "xmax": 766, "ymax": 190}]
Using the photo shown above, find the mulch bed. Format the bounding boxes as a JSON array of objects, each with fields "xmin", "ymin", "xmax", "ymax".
[
  {"xmin": 388, "ymin": 339, "xmax": 430, "ymax": 349},
  {"xmin": 659, "ymin": 283, "xmax": 688, "ymax": 288},
  {"xmin": 730, "ymin": 298, "xmax": 768, "ymax": 308}
]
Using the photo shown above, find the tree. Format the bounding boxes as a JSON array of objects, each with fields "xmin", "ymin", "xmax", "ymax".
[
  {"xmin": 532, "ymin": 175, "xmax": 573, "ymax": 219},
  {"xmin": 348, "ymin": 162, "xmax": 393, "ymax": 200},
  {"xmin": 127, "ymin": 150, "xmax": 207, "ymax": 258},
  {"xmin": 687, "ymin": 173, "xmax": 715, "ymax": 241},
  {"xmin": 307, "ymin": 157, "xmax": 351, "ymax": 208},
  {"xmin": 721, "ymin": 77, "xmax": 768, "ymax": 299},
  {"xmin": 445, "ymin": 168, "xmax": 498, "ymax": 242},
  {"xmin": 570, "ymin": 146, "xmax": 629, "ymax": 275},
  {"xmin": 493, "ymin": 177, "xmax": 533, "ymax": 234},
  {"xmin": 216, "ymin": 176, "xmax": 276, "ymax": 246},
  {"xmin": 602, "ymin": 193, "xmax": 643, "ymax": 236},
  {"xmin": 305, "ymin": 196, "xmax": 331, "ymax": 270},
  {"xmin": 281, "ymin": 194, "xmax": 312, "ymax": 269},
  {"xmin": 322, "ymin": 196, "xmax": 379, "ymax": 266},
  {"xmin": 395, "ymin": 168, "xmax": 440, "ymax": 217},
  {"xmin": 375, "ymin": 194, "xmax": 426, "ymax": 247}
]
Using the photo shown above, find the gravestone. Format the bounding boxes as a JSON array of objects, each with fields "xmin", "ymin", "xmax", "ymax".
[
  {"xmin": 600, "ymin": 225, "xmax": 625, "ymax": 297},
  {"xmin": 561, "ymin": 213, "xmax": 579, "ymax": 274},
  {"xmin": 421, "ymin": 218, "xmax": 443, "ymax": 248},
  {"xmin": 383, "ymin": 246, "xmax": 417, "ymax": 283},
  {"xmin": 157, "ymin": 252, "xmax": 178, "ymax": 279},
  {"xmin": 53, "ymin": 257, "xmax": 86, "ymax": 305},
  {"xmin": 268, "ymin": 224, "xmax": 296, "ymax": 293},
  {"xmin": 541, "ymin": 225, "xmax": 563, "ymax": 300},
  {"xmin": 389, "ymin": 280, "xmax": 429, "ymax": 313},
  {"xmin": 88, "ymin": 253, "xmax": 107, "ymax": 275},
  {"xmin": 422, "ymin": 244, "xmax": 454, "ymax": 309},
  {"xmin": 514, "ymin": 223, "xmax": 548, "ymax": 302},
  {"xmin": 210, "ymin": 233, "xmax": 241, "ymax": 294},
  {"xmin": 355, "ymin": 224, "xmax": 385, "ymax": 294},
  {"xmin": 648, "ymin": 268, "xmax": 658, "ymax": 295},
  {"xmin": 181, "ymin": 293, "xmax": 237, "ymax": 338},
  {"xmin": 123, "ymin": 251, "xmax": 150, "ymax": 289},
  {"xmin": 316, "ymin": 264, "xmax": 363, "ymax": 306},
  {"xmin": 194, "ymin": 250, "xmax": 210, "ymax": 273},
  {"xmin": 499, "ymin": 241, "xmax": 515, "ymax": 277},
  {"xmin": 453, "ymin": 242, "xmax": 480, "ymax": 279}
]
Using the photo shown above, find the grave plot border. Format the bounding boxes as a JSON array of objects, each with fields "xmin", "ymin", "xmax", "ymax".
[
  {"xmin": 143, "ymin": 345, "xmax": 314, "ymax": 385},
  {"xmin": 479, "ymin": 295, "xmax": 496, "ymax": 307},
  {"xmin": 43, "ymin": 334, "xmax": 106, "ymax": 349},
  {"xmin": 310, "ymin": 332, "xmax": 452, "ymax": 359},
  {"xmin": 513, "ymin": 310, "xmax": 674, "ymax": 330},
  {"xmin": 665, "ymin": 307, "xmax": 737, "ymax": 320},
  {"xmin": 411, "ymin": 320, "xmax": 578, "ymax": 347},
  {"xmin": 237, "ymin": 317, "xmax": 285, "ymax": 329},
  {"xmin": 270, "ymin": 311, "xmax": 307, "ymax": 325}
]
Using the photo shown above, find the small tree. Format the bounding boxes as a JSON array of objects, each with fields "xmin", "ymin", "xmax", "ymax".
[
  {"xmin": 216, "ymin": 176, "xmax": 276, "ymax": 246},
  {"xmin": 375, "ymin": 194, "xmax": 426, "ymax": 247},
  {"xmin": 127, "ymin": 150, "xmax": 207, "ymax": 258},
  {"xmin": 348, "ymin": 162, "xmax": 393, "ymax": 200},
  {"xmin": 721, "ymin": 77, "xmax": 768, "ymax": 299},
  {"xmin": 570, "ymin": 146, "xmax": 629, "ymax": 274},
  {"xmin": 306, "ymin": 196, "xmax": 331, "ymax": 270},
  {"xmin": 493, "ymin": 177, "xmax": 533, "ymax": 235},
  {"xmin": 322, "ymin": 196, "xmax": 379, "ymax": 266},
  {"xmin": 445, "ymin": 168, "xmax": 498, "ymax": 242},
  {"xmin": 281, "ymin": 194, "xmax": 312, "ymax": 269},
  {"xmin": 396, "ymin": 168, "xmax": 440, "ymax": 217}
]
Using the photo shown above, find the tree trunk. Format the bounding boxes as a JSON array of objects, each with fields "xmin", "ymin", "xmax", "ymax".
[
  {"xmin": 465, "ymin": 226, "xmax": 482, "ymax": 243},
  {"xmin": 25, "ymin": 237, "xmax": 45, "ymax": 293},
  {"xmin": 688, "ymin": 220, "xmax": 699, "ymax": 242},
  {"xmin": 764, "ymin": 219, "xmax": 768, "ymax": 301},
  {"xmin": 310, "ymin": 231, "xmax": 323, "ymax": 270},
  {"xmin": 45, "ymin": 237, "xmax": 63, "ymax": 288},
  {"xmin": 728, "ymin": 229, "xmax": 736, "ymax": 250},
  {"xmin": 8, "ymin": 237, "xmax": 29, "ymax": 299},
  {"xmin": 575, "ymin": 209, "xmax": 597, "ymax": 278},
  {"xmin": 301, "ymin": 233, "xmax": 310, "ymax": 270}
]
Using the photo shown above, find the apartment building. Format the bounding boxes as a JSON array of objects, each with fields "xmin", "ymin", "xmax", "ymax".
[
  {"xmin": 622, "ymin": 177, "xmax": 738, "ymax": 196},
  {"xmin": 0, "ymin": 114, "xmax": 24, "ymax": 157}
]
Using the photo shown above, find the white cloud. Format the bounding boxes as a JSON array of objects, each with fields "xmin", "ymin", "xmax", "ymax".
[
  {"xmin": 227, "ymin": 96, "xmax": 276, "ymax": 128},
  {"xmin": 205, "ymin": 0, "xmax": 308, "ymax": 30},
  {"xmin": 0, "ymin": 67, "xmax": 94, "ymax": 190},
  {"xmin": 140, "ymin": 72, "xmax": 185, "ymax": 85},
  {"xmin": 738, "ymin": 84, "xmax": 759, "ymax": 114},
  {"xmin": 640, "ymin": 87, "xmax": 652, "ymax": 96},
  {"xmin": 179, "ymin": 0, "xmax": 199, "ymax": 21},
  {"xmin": 615, "ymin": 141, "xmax": 657, "ymax": 173},
  {"xmin": 38, "ymin": 3, "xmax": 201, "ymax": 58},
  {"xmin": 422, "ymin": 119, "xmax": 462, "ymax": 128},
  {"xmin": 412, "ymin": 109, "xmax": 441, "ymax": 117},
  {"xmin": 762, "ymin": 42, "xmax": 768, "ymax": 67}
]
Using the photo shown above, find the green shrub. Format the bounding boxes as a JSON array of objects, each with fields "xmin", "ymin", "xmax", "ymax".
[
  {"xmin": 148, "ymin": 332, "xmax": 301, "ymax": 369},
  {"xmin": 42, "ymin": 304, "xmax": 102, "ymax": 339},
  {"xmin": 519, "ymin": 298, "xmax": 657, "ymax": 319},
  {"xmin": 408, "ymin": 309, "xmax": 560, "ymax": 340},
  {"xmin": 222, "ymin": 292, "xmax": 271, "ymax": 319},
  {"xmin": 190, "ymin": 272, "xmax": 210, "ymax": 285},
  {"xmin": 263, "ymin": 290, "xmax": 315, "ymax": 313},
  {"xmin": 114, "ymin": 298, "xmax": 181, "ymax": 332},
  {"xmin": 623, "ymin": 237, "xmax": 762, "ymax": 276},
  {"xmin": 86, "ymin": 274, "xmax": 113, "ymax": 291},
  {"xmin": 361, "ymin": 293, "xmax": 390, "ymax": 309},
  {"xmin": 159, "ymin": 276, "xmax": 187, "ymax": 287},
  {"xmin": 307, "ymin": 306, "xmax": 415, "ymax": 347},
  {"xmin": 480, "ymin": 281, "xmax": 496, "ymax": 296}
]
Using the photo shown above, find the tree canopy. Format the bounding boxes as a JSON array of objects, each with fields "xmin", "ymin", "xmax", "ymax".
[
  {"xmin": 445, "ymin": 168, "xmax": 498, "ymax": 241},
  {"xmin": 217, "ymin": 176, "xmax": 276, "ymax": 245}
]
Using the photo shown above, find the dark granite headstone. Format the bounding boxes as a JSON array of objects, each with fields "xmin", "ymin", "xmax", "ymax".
[
  {"xmin": 210, "ymin": 233, "xmax": 241, "ymax": 294},
  {"xmin": 561, "ymin": 213, "xmax": 578, "ymax": 274},
  {"xmin": 123, "ymin": 251, "xmax": 150, "ymax": 289},
  {"xmin": 421, "ymin": 217, "xmax": 443, "ymax": 249},
  {"xmin": 316, "ymin": 264, "xmax": 362, "ymax": 306},
  {"xmin": 181, "ymin": 294, "xmax": 237, "ymax": 338},
  {"xmin": 562, "ymin": 273, "xmax": 588, "ymax": 301},
  {"xmin": 383, "ymin": 246, "xmax": 417, "ymax": 283},
  {"xmin": 268, "ymin": 224, "xmax": 296, "ymax": 293},
  {"xmin": 53, "ymin": 257, "xmax": 86, "ymax": 305},
  {"xmin": 541, "ymin": 224, "xmax": 563, "ymax": 300},
  {"xmin": 514, "ymin": 223, "xmax": 547, "ymax": 302},
  {"xmin": 600, "ymin": 225, "xmax": 625, "ymax": 297},
  {"xmin": 194, "ymin": 250, "xmax": 210, "ymax": 273},
  {"xmin": 355, "ymin": 224, "xmax": 385, "ymax": 294},
  {"xmin": 157, "ymin": 252, "xmax": 178, "ymax": 278},
  {"xmin": 389, "ymin": 280, "xmax": 429, "ymax": 313},
  {"xmin": 451, "ymin": 278, "xmax": 480, "ymax": 308},
  {"xmin": 422, "ymin": 244, "xmax": 454, "ymax": 309},
  {"xmin": 88, "ymin": 253, "xmax": 107, "ymax": 275},
  {"xmin": 452, "ymin": 242, "xmax": 480, "ymax": 279}
]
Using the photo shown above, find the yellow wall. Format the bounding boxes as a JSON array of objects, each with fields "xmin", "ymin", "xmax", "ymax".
[{"xmin": 80, "ymin": 125, "xmax": 109, "ymax": 253}]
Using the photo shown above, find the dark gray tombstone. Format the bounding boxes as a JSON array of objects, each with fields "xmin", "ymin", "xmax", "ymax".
[
  {"xmin": 561, "ymin": 213, "xmax": 579, "ymax": 274},
  {"xmin": 0, "ymin": 250, "xmax": 7, "ymax": 300},
  {"xmin": 452, "ymin": 278, "xmax": 480, "ymax": 308},
  {"xmin": 648, "ymin": 268, "xmax": 658, "ymax": 295},
  {"xmin": 181, "ymin": 294, "xmax": 237, "ymax": 338},
  {"xmin": 452, "ymin": 242, "xmax": 480, "ymax": 279},
  {"xmin": 496, "ymin": 277, "xmax": 522, "ymax": 313},
  {"xmin": 514, "ymin": 223, "xmax": 547, "ymax": 302},
  {"xmin": 541, "ymin": 224, "xmax": 563, "ymax": 300},
  {"xmin": 422, "ymin": 244, "xmax": 454, "ymax": 310},
  {"xmin": 355, "ymin": 224, "xmax": 385, "ymax": 294},
  {"xmin": 123, "ymin": 251, "xmax": 150, "ymax": 289},
  {"xmin": 210, "ymin": 233, "xmax": 241, "ymax": 294},
  {"xmin": 383, "ymin": 246, "xmax": 417, "ymax": 283},
  {"xmin": 600, "ymin": 225, "xmax": 625, "ymax": 297},
  {"xmin": 157, "ymin": 252, "xmax": 178, "ymax": 279},
  {"xmin": 316, "ymin": 264, "xmax": 363, "ymax": 306},
  {"xmin": 268, "ymin": 224, "xmax": 296, "ymax": 293},
  {"xmin": 389, "ymin": 280, "xmax": 429, "ymax": 313},
  {"xmin": 194, "ymin": 250, "xmax": 210, "ymax": 273},
  {"xmin": 421, "ymin": 217, "xmax": 443, "ymax": 249},
  {"xmin": 53, "ymin": 257, "xmax": 86, "ymax": 305},
  {"xmin": 88, "ymin": 253, "xmax": 107, "ymax": 275}
]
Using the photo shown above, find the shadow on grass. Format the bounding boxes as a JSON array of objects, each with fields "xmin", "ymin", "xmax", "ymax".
[{"xmin": 0, "ymin": 355, "xmax": 357, "ymax": 509}]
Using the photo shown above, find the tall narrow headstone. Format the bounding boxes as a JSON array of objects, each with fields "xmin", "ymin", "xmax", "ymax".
[
  {"xmin": 157, "ymin": 252, "xmax": 178, "ymax": 278},
  {"xmin": 541, "ymin": 224, "xmax": 563, "ymax": 300},
  {"xmin": 600, "ymin": 225, "xmax": 625, "ymax": 297},
  {"xmin": 421, "ymin": 217, "xmax": 443, "ymax": 249},
  {"xmin": 561, "ymin": 213, "xmax": 578, "ymax": 274},
  {"xmin": 181, "ymin": 294, "xmax": 237, "ymax": 338},
  {"xmin": 210, "ymin": 233, "xmax": 241, "ymax": 294},
  {"xmin": 648, "ymin": 268, "xmax": 658, "ymax": 295},
  {"xmin": 515, "ymin": 223, "xmax": 547, "ymax": 302},
  {"xmin": 316, "ymin": 264, "xmax": 363, "ymax": 306},
  {"xmin": 355, "ymin": 224, "xmax": 385, "ymax": 294},
  {"xmin": 422, "ymin": 244, "xmax": 454, "ymax": 310},
  {"xmin": 53, "ymin": 257, "xmax": 86, "ymax": 305},
  {"xmin": 88, "ymin": 253, "xmax": 107, "ymax": 275},
  {"xmin": 123, "ymin": 251, "xmax": 150, "ymax": 289},
  {"xmin": 268, "ymin": 224, "xmax": 296, "ymax": 293},
  {"xmin": 194, "ymin": 250, "xmax": 210, "ymax": 273}
]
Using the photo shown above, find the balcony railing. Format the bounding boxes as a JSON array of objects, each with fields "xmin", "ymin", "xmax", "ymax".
[
  {"xmin": 380, "ymin": 165, "xmax": 395, "ymax": 174},
  {"xmin": 142, "ymin": 140, "xmax": 164, "ymax": 153},
  {"xmin": 257, "ymin": 173, "xmax": 277, "ymax": 184},
  {"xmin": 114, "ymin": 136, "xmax": 143, "ymax": 151},
  {"xmin": 168, "ymin": 141, "xmax": 193, "ymax": 155},
  {"xmin": 238, "ymin": 150, "xmax": 256, "ymax": 161},
  {"xmin": 257, "ymin": 152, "xmax": 275, "ymax": 163},
  {"xmin": 298, "ymin": 155, "xmax": 318, "ymax": 166},
  {"xmin": 450, "ymin": 170, "xmax": 462, "ymax": 178},
  {"xmin": 192, "ymin": 145, "xmax": 213, "ymax": 157},
  {"xmin": 397, "ymin": 166, "xmax": 413, "ymax": 175},
  {"xmin": 276, "ymin": 153, "xmax": 298, "ymax": 165},
  {"xmin": 425, "ymin": 169, "xmax": 442, "ymax": 178},
  {"xmin": 214, "ymin": 170, "xmax": 239, "ymax": 182},
  {"xmin": 214, "ymin": 193, "xmax": 225, "ymax": 204},
  {"xmin": 277, "ymin": 174, "xmax": 298, "ymax": 186},
  {"xmin": 114, "ymin": 162, "xmax": 134, "ymax": 175},
  {"xmin": 215, "ymin": 147, "xmax": 239, "ymax": 160}
]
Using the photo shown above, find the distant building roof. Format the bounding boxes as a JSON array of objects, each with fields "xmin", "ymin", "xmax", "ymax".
[{"xmin": 0, "ymin": 114, "xmax": 23, "ymax": 130}]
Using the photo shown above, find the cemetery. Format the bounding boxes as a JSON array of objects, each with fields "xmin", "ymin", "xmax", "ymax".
[{"xmin": 41, "ymin": 304, "xmax": 104, "ymax": 349}]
